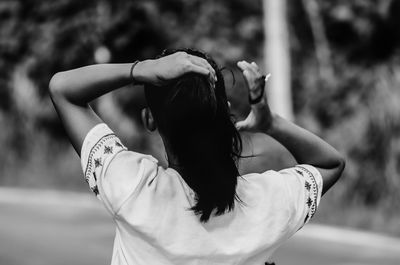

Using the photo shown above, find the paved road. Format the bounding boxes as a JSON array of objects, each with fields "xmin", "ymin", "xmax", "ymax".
[{"xmin": 0, "ymin": 188, "xmax": 399, "ymax": 265}]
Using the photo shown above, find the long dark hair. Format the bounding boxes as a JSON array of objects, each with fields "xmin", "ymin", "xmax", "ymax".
[{"xmin": 144, "ymin": 48, "xmax": 242, "ymax": 222}]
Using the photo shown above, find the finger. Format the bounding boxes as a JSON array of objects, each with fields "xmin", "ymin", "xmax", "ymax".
[
  {"xmin": 238, "ymin": 61, "xmax": 257, "ymax": 81},
  {"xmin": 238, "ymin": 60, "xmax": 258, "ymax": 76},
  {"xmin": 242, "ymin": 70, "xmax": 256, "ymax": 84},
  {"xmin": 189, "ymin": 55, "xmax": 217, "ymax": 81},
  {"xmin": 241, "ymin": 61, "xmax": 259, "ymax": 75},
  {"xmin": 186, "ymin": 63, "xmax": 210, "ymax": 76},
  {"xmin": 235, "ymin": 120, "xmax": 248, "ymax": 131},
  {"xmin": 237, "ymin": 60, "xmax": 251, "ymax": 72},
  {"xmin": 251, "ymin": 62, "xmax": 260, "ymax": 71},
  {"xmin": 192, "ymin": 56, "xmax": 215, "ymax": 76},
  {"xmin": 187, "ymin": 59, "xmax": 216, "ymax": 86},
  {"xmin": 188, "ymin": 55, "xmax": 212, "ymax": 72}
]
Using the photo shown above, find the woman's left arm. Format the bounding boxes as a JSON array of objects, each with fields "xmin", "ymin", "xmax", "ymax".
[
  {"xmin": 49, "ymin": 63, "xmax": 134, "ymax": 154},
  {"xmin": 49, "ymin": 52, "xmax": 216, "ymax": 155}
]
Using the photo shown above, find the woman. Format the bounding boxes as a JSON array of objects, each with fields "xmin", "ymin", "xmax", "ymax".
[{"xmin": 49, "ymin": 48, "xmax": 345, "ymax": 265}]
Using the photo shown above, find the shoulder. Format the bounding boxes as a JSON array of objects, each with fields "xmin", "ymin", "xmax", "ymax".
[
  {"xmin": 238, "ymin": 165, "xmax": 323, "ymax": 232},
  {"xmin": 239, "ymin": 169, "xmax": 286, "ymax": 194},
  {"xmin": 237, "ymin": 170, "xmax": 291, "ymax": 218},
  {"xmin": 80, "ymin": 123, "xmax": 159, "ymax": 214},
  {"xmin": 239, "ymin": 165, "xmax": 322, "ymax": 202}
]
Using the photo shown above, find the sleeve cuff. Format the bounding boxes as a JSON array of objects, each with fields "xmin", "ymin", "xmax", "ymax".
[
  {"xmin": 295, "ymin": 164, "xmax": 323, "ymax": 224},
  {"xmin": 81, "ymin": 123, "xmax": 114, "ymax": 173},
  {"xmin": 80, "ymin": 123, "xmax": 127, "ymax": 197}
]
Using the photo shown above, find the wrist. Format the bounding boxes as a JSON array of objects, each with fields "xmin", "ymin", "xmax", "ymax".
[
  {"xmin": 131, "ymin": 59, "xmax": 153, "ymax": 84},
  {"xmin": 259, "ymin": 113, "xmax": 279, "ymax": 135}
]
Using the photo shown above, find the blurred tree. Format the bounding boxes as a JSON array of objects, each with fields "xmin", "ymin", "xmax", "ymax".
[
  {"xmin": 301, "ymin": 0, "xmax": 334, "ymax": 83},
  {"xmin": 0, "ymin": 0, "xmax": 400, "ymax": 235}
]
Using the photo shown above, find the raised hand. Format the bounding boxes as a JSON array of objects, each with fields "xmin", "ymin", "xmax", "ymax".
[
  {"xmin": 134, "ymin": 51, "xmax": 217, "ymax": 86},
  {"xmin": 235, "ymin": 60, "xmax": 273, "ymax": 132}
]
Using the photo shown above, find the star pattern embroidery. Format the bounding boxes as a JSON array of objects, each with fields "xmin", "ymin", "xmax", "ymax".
[
  {"xmin": 305, "ymin": 181, "xmax": 311, "ymax": 191},
  {"xmin": 104, "ymin": 145, "xmax": 113, "ymax": 154},
  {"xmin": 92, "ymin": 185, "xmax": 99, "ymax": 195},
  {"xmin": 296, "ymin": 169, "xmax": 304, "ymax": 176},
  {"xmin": 94, "ymin": 158, "xmax": 102, "ymax": 168},
  {"xmin": 84, "ymin": 132, "xmax": 125, "ymax": 200},
  {"xmin": 306, "ymin": 197, "xmax": 313, "ymax": 207}
]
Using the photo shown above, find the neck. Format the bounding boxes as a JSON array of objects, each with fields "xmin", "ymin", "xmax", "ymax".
[
  {"xmin": 166, "ymin": 149, "xmax": 180, "ymax": 170},
  {"xmin": 162, "ymin": 138, "xmax": 181, "ymax": 170}
]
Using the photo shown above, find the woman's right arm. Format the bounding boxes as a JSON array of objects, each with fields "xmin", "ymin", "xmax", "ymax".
[
  {"xmin": 264, "ymin": 114, "xmax": 345, "ymax": 195},
  {"xmin": 236, "ymin": 61, "xmax": 345, "ymax": 195}
]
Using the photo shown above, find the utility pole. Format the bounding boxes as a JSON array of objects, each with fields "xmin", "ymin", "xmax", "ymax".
[{"xmin": 263, "ymin": 0, "xmax": 294, "ymax": 120}]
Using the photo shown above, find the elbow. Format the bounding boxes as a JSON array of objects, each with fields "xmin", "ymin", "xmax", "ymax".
[
  {"xmin": 339, "ymin": 156, "xmax": 346, "ymax": 170},
  {"xmin": 335, "ymin": 154, "xmax": 346, "ymax": 179},
  {"xmin": 321, "ymin": 155, "xmax": 346, "ymax": 195},
  {"xmin": 48, "ymin": 72, "xmax": 67, "ymax": 98}
]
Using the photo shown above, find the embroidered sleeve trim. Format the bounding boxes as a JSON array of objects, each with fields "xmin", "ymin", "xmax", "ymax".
[
  {"xmin": 296, "ymin": 165, "xmax": 319, "ymax": 224},
  {"xmin": 84, "ymin": 133, "xmax": 126, "ymax": 196}
]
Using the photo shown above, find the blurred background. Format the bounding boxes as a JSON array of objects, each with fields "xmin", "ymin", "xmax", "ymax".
[{"xmin": 0, "ymin": 0, "xmax": 400, "ymax": 264}]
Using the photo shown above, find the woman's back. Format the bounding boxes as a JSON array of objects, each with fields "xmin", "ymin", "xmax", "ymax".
[{"xmin": 81, "ymin": 124, "xmax": 322, "ymax": 265}]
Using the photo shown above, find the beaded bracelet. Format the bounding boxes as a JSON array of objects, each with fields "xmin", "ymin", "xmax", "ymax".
[
  {"xmin": 248, "ymin": 73, "xmax": 271, "ymax": 105},
  {"xmin": 248, "ymin": 75, "xmax": 266, "ymax": 105},
  {"xmin": 130, "ymin": 60, "xmax": 141, "ymax": 85}
]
